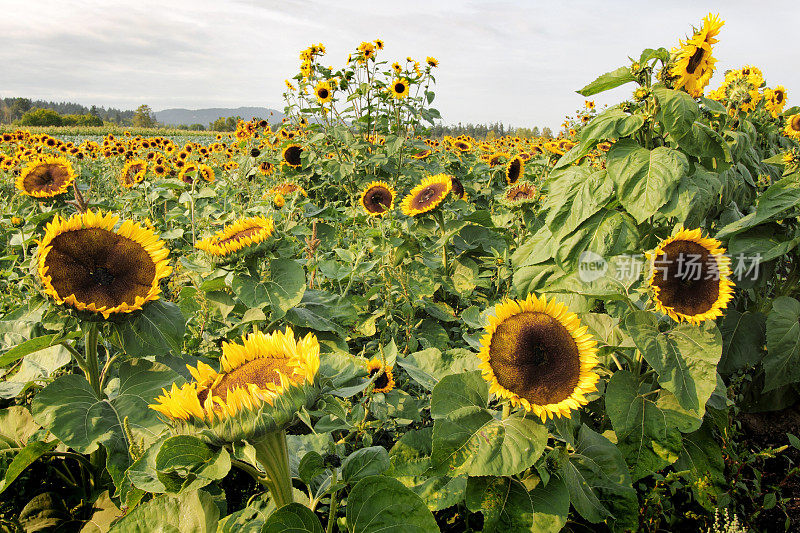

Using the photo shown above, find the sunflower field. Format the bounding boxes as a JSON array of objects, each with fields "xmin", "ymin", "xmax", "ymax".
[{"xmin": 2, "ymin": 14, "xmax": 800, "ymax": 533}]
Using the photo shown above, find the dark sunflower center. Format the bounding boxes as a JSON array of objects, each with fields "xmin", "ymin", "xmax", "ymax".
[
  {"xmin": 791, "ymin": 116, "xmax": 800, "ymax": 131},
  {"xmin": 451, "ymin": 178, "xmax": 464, "ymax": 198},
  {"xmin": 686, "ymin": 47, "xmax": 706, "ymax": 75},
  {"xmin": 651, "ymin": 240, "xmax": 720, "ymax": 317},
  {"xmin": 411, "ymin": 183, "xmax": 446, "ymax": 211},
  {"xmin": 488, "ymin": 311, "xmax": 581, "ymax": 406},
  {"xmin": 776, "ymin": 91, "xmax": 784, "ymax": 104},
  {"xmin": 365, "ymin": 187, "xmax": 391, "ymax": 212},
  {"xmin": 507, "ymin": 159, "xmax": 521, "ymax": 183},
  {"xmin": 395, "ymin": 83, "xmax": 405, "ymax": 93},
  {"xmin": 318, "ymin": 88, "xmax": 329, "ymax": 99},
  {"xmin": 284, "ymin": 146, "xmax": 302, "ymax": 166},
  {"xmin": 44, "ymin": 228, "xmax": 157, "ymax": 310},
  {"xmin": 369, "ymin": 367, "xmax": 389, "ymax": 389},
  {"xmin": 206, "ymin": 357, "xmax": 293, "ymax": 401},
  {"xmin": 25, "ymin": 164, "xmax": 69, "ymax": 193}
]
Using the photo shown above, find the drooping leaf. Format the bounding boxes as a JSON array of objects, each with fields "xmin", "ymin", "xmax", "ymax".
[
  {"xmin": 109, "ymin": 490, "xmax": 219, "ymax": 532},
  {"xmin": 465, "ymin": 476, "xmax": 534, "ymax": 532},
  {"xmin": 345, "ymin": 476, "xmax": 438, "ymax": 533},
  {"xmin": 764, "ymin": 296, "xmax": 800, "ymax": 392},
  {"xmin": 577, "ymin": 66, "xmax": 636, "ymax": 97},
  {"xmin": 117, "ymin": 300, "xmax": 185, "ymax": 358}
]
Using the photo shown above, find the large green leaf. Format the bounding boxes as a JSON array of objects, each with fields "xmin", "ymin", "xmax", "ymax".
[
  {"xmin": 465, "ymin": 476, "xmax": 533, "ymax": 533},
  {"xmin": 429, "ymin": 370, "xmax": 488, "ymax": 418},
  {"xmin": 718, "ymin": 310, "xmax": 766, "ymax": 376},
  {"xmin": 560, "ymin": 424, "xmax": 637, "ymax": 528},
  {"xmin": 716, "ymin": 175, "xmax": 800, "ymax": 239},
  {"xmin": 117, "ymin": 300, "xmax": 185, "ymax": 358},
  {"xmin": 232, "ymin": 259, "xmax": 306, "ymax": 320},
  {"xmin": 530, "ymin": 477, "xmax": 570, "ymax": 533},
  {"xmin": 659, "ymin": 167, "xmax": 724, "ymax": 227},
  {"xmin": 577, "ymin": 66, "xmax": 636, "ymax": 97},
  {"xmin": 675, "ymin": 423, "xmax": 725, "ymax": 511},
  {"xmin": 342, "ymin": 446, "xmax": 390, "ymax": 484},
  {"xmin": 579, "ymin": 108, "xmax": 645, "ymax": 145},
  {"xmin": 0, "ymin": 440, "xmax": 57, "ymax": 495},
  {"xmin": 0, "ymin": 332, "xmax": 79, "ymax": 367},
  {"xmin": 554, "ymin": 209, "xmax": 640, "ymax": 271},
  {"xmin": 543, "ymin": 168, "xmax": 614, "ymax": 242},
  {"xmin": 109, "ymin": 490, "xmax": 219, "ymax": 532},
  {"xmin": 262, "ymin": 503, "xmax": 324, "ymax": 533},
  {"xmin": 430, "ymin": 407, "xmax": 547, "ymax": 477},
  {"xmin": 605, "ymin": 371, "xmax": 702, "ymax": 480},
  {"xmin": 345, "ymin": 476, "xmax": 438, "ymax": 533},
  {"xmin": 625, "ymin": 311, "xmax": 722, "ymax": 412},
  {"xmin": 606, "ymin": 140, "xmax": 688, "ymax": 223},
  {"xmin": 32, "ymin": 360, "xmax": 180, "ymax": 487},
  {"xmin": 396, "ymin": 348, "xmax": 479, "ymax": 391},
  {"xmin": 764, "ymin": 296, "xmax": 800, "ymax": 392}
]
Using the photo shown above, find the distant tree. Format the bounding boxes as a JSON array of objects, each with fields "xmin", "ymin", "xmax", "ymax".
[
  {"xmin": 209, "ymin": 116, "xmax": 241, "ymax": 132},
  {"xmin": 541, "ymin": 126, "xmax": 553, "ymax": 139},
  {"xmin": 132, "ymin": 105, "xmax": 157, "ymax": 128},
  {"xmin": 62, "ymin": 114, "xmax": 104, "ymax": 126},
  {"xmin": 18, "ymin": 108, "xmax": 63, "ymax": 126},
  {"xmin": 189, "ymin": 123, "xmax": 206, "ymax": 131}
]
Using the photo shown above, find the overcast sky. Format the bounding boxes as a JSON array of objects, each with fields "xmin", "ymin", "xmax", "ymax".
[{"xmin": 3, "ymin": 0, "xmax": 798, "ymax": 129}]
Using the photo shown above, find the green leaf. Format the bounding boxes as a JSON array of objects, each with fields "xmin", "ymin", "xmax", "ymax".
[
  {"xmin": 109, "ymin": 490, "xmax": 219, "ymax": 532},
  {"xmin": 577, "ymin": 66, "xmax": 636, "ymax": 96},
  {"xmin": 342, "ymin": 446, "xmax": 390, "ymax": 484},
  {"xmin": 262, "ymin": 503, "xmax": 324, "ymax": 533},
  {"xmin": 154, "ymin": 435, "xmax": 231, "ymax": 494},
  {"xmin": 430, "ymin": 370, "xmax": 488, "ymax": 419},
  {"xmin": 345, "ymin": 476, "xmax": 438, "ymax": 533},
  {"xmin": 0, "ymin": 440, "xmax": 57, "ymax": 495},
  {"xmin": 716, "ymin": 176, "xmax": 800, "ymax": 239},
  {"xmin": 625, "ymin": 311, "xmax": 722, "ymax": 412},
  {"xmin": 530, "ymin": 477, "xmax": 570, "ymax": 533},
  {"xmin": 561, "ymin": 424, "xmax": 637, "ymax": 527},
  {"xmin": 396, "ymin": 348, "xmax": 479, "ymax": 391},
  {"xmin": 431, "ymin": 409, "xmax": 547, "ymax": 477},
  {"xmin": 32, "ymin": 360, "xmax": 180, "ymax": 489},
  {"xmin": 543, "ymin": 168, "xmax": 614, "ymax": 242},
  {"xmin": 554, "ymin": 209, "xmax": 640, "ymax": 271},
  {"xmin": 675, "ymin": 423, "xmax": 725, "ymax": 511},
  {"xmin": 465, "ymin": 476, "xmax": 533, "ymax": 532},
  {"xmin": 217, "ymin": 495, "xmax": 271, "ymax": 533},
  {"xmin": 719, "ymin": 310, "xmax": 766, "ymax": 376},
  {"xmin": 606, "ymin": 140, "xmax": 689, "ymax": 224},
  {"xmin": 118, "ymin": 300, "xmax": 185, "ymax": 358},
  {"xmin": 0, "ymin": 333, "xmax": 78, "ymax": 367},
  {"xmin": 579, "ymin": 108, "xmax": 645, "ymax": 145},
  {"xmin": 264, "ymin": 259, "xmax": 307, "ymax": 320},
  {"xmin": 653, "ymin": 86, "xmax": 699, "ymax": 136},
  {"xmin": 764, "ymin": 296, "xmax": 800, "ymax": 392},
  {"xmin": 605, "ymin": 371, "xmax": 701, "ymax": 480}
]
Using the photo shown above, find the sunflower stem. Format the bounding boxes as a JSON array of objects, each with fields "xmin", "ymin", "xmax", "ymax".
[
  {"xmin": 85, "ymin": 323, "xmax": 102, "ymax": 398},
  {"xmin": 326, "ymin": 469, "xmax": 340, "ymax": 533},
  {"xmin": 252, "ymin": 430, "xmax": 294, "ymax": 508},
  {"xmin": 435, "ymin": 209, "xmax": 449, "ymax": 277},
  {"xmin": 502, "ymin": 403, "xmax": 511, "ymax": 420}
]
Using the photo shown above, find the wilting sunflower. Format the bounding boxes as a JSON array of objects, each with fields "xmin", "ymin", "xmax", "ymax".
[
  {"xmin": 315, "ymin": 81, "xmax": 333, "ymax": 104},
  {"xmin": 783, "ymin": 114, "xmax": 800, "ymax": 140},
  {"xmin": 502, "ymin": 183, "xmax": 537, "ymax": 207},
  {"xmin": 16, "ymin": 155, "xmax": 76, "ymax": 198},
  {"xmin": 196, "ymin": 216, "xmax": 275, "ymax": 258},
  {"xmin": 119, "ymin": 160, "xmax": 147, "ymax": 188},
  {"xmin": 477, "ymin": 294, "xmax": 599, "ymax": 421},
  {"xmin": 670, "ymin": 14, "xmax": 724, "ymax": 97},
  {"xmin": 360, "ymin": 181, "xmax": 395, "ymax": 216},
  {"xmin": 366, "ymin": 358, "xmax": 395, "ymax": 393},
  {"xmin": 400, "ymin": 174, "xmax": 453, "ymax": 216},
  {"xmin": 647, "ymin": 227, "xmax": 734, "ymax": 324},
  {"xmin": 150, "ymin": 328, "xmax": 320, "ymax": 506},
  {"xmin": 389, "ymin": 78, "xmax": 410, "ymax": 99},
  {"xmin": 37, "ymin": 210, "xmax": 172, "ymax": 319},
  {"xmin": 282, "ymin": 144, "xmax": 303, "ymax": 169},
  {"xmin": 505, "ymin": 156, "xmax": 524, "ymax": 185}
]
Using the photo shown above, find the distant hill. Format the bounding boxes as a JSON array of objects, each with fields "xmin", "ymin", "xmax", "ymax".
[{"xmin": 154, "ymin": 107, "xmax": 285, "ymax": 126}]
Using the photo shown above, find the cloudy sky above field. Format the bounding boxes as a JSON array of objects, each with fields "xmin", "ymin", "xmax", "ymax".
[{"xmin": 3, "ymin": 0, "xmax": 799, "ymax": 128}]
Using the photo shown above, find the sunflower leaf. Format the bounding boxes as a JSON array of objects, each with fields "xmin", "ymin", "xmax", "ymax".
[
  {"xmin": 263, "ymin": 502, "xmax": 324, "ymax": 533},
  {"xmin": 465, "ymin": 476, "xmax": 534, "ymax": 532},
  {"xmin": 624, "ymin": 311, "xmax": 722, "ymax": 412},
  {"xmin": 345, "ymin": 476, "xmax": 438, "ymax": 533},
  {"xmin": 577, "ymin": 66, "xmax": 636, "ymax": 97},
  {"xmin": 764, "ymin": 296, "xmax": 800, "ymax": 393},
  {"xmin": 117, "ymin": 300, "xmax": 186, "ymax": 358}
]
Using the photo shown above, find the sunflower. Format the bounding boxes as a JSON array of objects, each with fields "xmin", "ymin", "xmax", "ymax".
[
  {"xmin": 488, "ymin": 152, "xmax": 510, "ymax": 167},
  {"xmin": 258, "ymin": 161, "xmax": 275, "ymax": 176},
  {"xmin": 477, "ymin": 294, "xmax": 599, "ymax": 421},
  {"xmin": 450, "ymin": 177, "xmax": 465, "ymax": 199},
  {"xmin": 37, "ymin": 210, "xmax": 172, "ymax": 319},
  {"xmin": 366, "ymin": 358, "xmax": 395, "ymax": 393},
  {"xmin": 195, "ymin": 216, "xmax": 275, "ymax": 258},
  {"xmin": 197, "ymin": 164, "xmax": 215, "ymax": 183},
  {"xmin": 150, "ymin": 328, "xmax": 321, "ymax": 506},
  {"xmin": 783, "ymin": 114, "xmax": 800, "ymax": 140},
  {"xmin": 670, "ymin": 14, "xmax": 724, "ymax": 97},
  {"xmin": 119, "ymin": 160, "xmax": 147, "ymax": 188},
  {"xmin": 282, "ymin": 144, "xmax": 303, "ymax": 169},
  {"xmin": 764, "ymin": 86, "xmax": 787, "ymax": 117},
  {"xmin": 179, "ymin": 163, "xmax": 198, "ymax": 184},
  {"xmin": 453, "ymin": 140, "xmax": 472, "ymax": 152},
  {"xmin": 16, "ymin": 155, "xmax": 76, "ymax": 198},
  {"xmin": 269, "ymin": 182, "xmax": 307, "ymax": 197},
  {"xmin": 502, "ymin": 182, "xmax": 537, "ymax": 207},
  {"xmin": 389, "ymin": 78, "xmax": 410, "ymax": 99},
  {"xmin": 505, "ymin": 156, "xmax": 524, "ymax": 185},
  {"xmin": 412, "ymin": 149, "xmax": 432, "ymax": 159},
  {"xmin": 400, "ymin": 174, "xmax": 453, "ymax": 216},
  {"xmin": 426, "ymin": 56, "xmax": 438, "ymax": 67},
  {"xmin": 647, "ymin": 227, "xmax": 735, "ymax": 324},
  {"xmin": 315, "ymin": 81, "xmax": 333, "ymax": 104},
  {"xmin": 273, "ymin": 194, "xmax": 285, "ymax": 209},
  {"xmin": 360, "ymin": 181, "xmax": 395, "ymax": 216}
]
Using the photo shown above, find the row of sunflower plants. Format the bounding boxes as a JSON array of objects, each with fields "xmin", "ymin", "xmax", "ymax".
[{"xmin": 1, "ymin": 16, "xmax": 800, "ymax": 532}]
